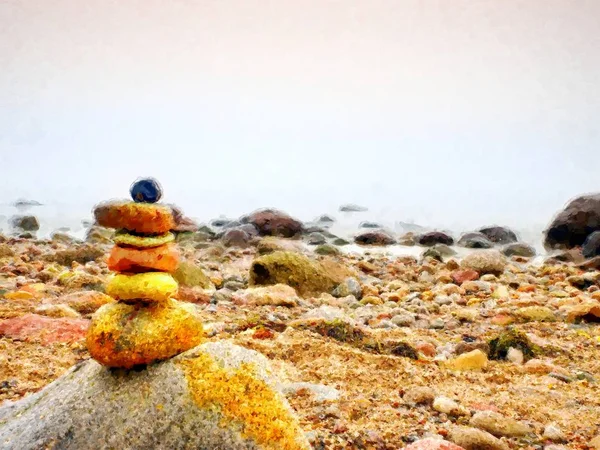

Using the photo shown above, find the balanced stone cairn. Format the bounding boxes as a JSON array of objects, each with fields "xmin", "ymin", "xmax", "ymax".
[{"xmin": 87, "ymin": 178, "xmax": 204, "ymax": 368}]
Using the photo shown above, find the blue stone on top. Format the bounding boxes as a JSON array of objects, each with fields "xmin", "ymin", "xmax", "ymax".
[{"xmin": 130, "ymin": 178, "xmax": 163, "ymax": 203}]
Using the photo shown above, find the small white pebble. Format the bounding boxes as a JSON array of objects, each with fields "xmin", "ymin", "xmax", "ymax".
[
  {"xmin": 543, "ymin": 424, "xmax": 565, "ymax": 442},
  {"xmin": 433, "ymin": 396, "xmax": 462, "ymax": 415},
  {"xmin": 507, "ymin": 347, "xmax": 524, "ymax": 365}
]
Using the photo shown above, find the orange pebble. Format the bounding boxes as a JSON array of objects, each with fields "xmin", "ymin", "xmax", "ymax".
[
  {"xmin": 94, "ymin": 201, "xmax": 175, "ymax": 234},
  {"xmin": 107, "ymin": 243, "xmax": 180, "ymax": 273}
]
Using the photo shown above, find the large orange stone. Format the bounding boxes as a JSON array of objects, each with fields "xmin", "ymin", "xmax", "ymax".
[
  {"xmin": 107, "ymin": 243, "xmax": 180, "ymax": 273},
  {"xmin": 86, "ymin": 299, "xmax": 204, "ymax": 368},
  {"xmin": 94, "ymin": 201, "xmax": 175, "ymax": 234}
]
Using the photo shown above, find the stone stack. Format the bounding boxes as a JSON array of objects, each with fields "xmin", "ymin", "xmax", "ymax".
[{"xmin": 87, "ymin": 178, "xmax": 204, "ymax": 368}]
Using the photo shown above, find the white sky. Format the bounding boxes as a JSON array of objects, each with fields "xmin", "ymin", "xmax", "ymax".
[{"xmin": 1, "ymin": 0, "xmax": 599, "ymax": 228}]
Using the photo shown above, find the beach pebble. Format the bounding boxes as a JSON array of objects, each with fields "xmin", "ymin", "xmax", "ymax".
[
  {"xmin": 543, "ymin": 424, "xmax": 565, "ymax": 442},
  {"xmin": 461, "ymin": 250, "xmax": 507, "ymax": 275},
  {"xmin": 392, "ymin": 314, "xmax": 416, "ymax": 327},
  {"xmin": 469, "ymin": 410, "xmax": 532, "ymax": 437},
  {"xmin": 403, "ymin": 386, "xmax": 436, "ymax": 405},
  {"xmin": 34, "ymin": 304, "xmax": 81, "ymax": 319},
  {"xmin": 332, "ymin": 277, "xmax": 362, "ymax": 299},
  {"xmin": 590, "ymin": 435, "xmax": 600, "ymax": 449},
  {"xmin": 446, "ymin": 350, "xmax": 488, "ymax": 371},
  {"xmin": 0, "ymin": 314, "xmax": 89, "ymax": 345},
  {"xmin": 448, "ymin": 426, "xmax": 509, "ymax": 450},
  {"xmin": 403, "ymin": 438, "xmax": 465, "ymax": 450},
  {"xmin": 432, "ymin": 396, "xmax": 467, "ymax": 416},
  {"xmin": 506, "ymin": 347, "xmax": 524, "ymax": 365},
  {"xmin": 429, "ymin": 318, "xmax": 446, "ymax": 329},
  {"xmin": 281, "ymin": 382, "xmax": 340, "ymax": 402}
]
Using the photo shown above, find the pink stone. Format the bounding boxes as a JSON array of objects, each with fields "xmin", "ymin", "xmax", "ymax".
[
  {"xmin": 404, "ymin": 438, "xmax": 465, "ymax": 450},
  {"xmin": 0, "ymin": 314, "xmax": 89, "ymax": 345},
  {"xmin": 452, "ymin": 269, "xmax": 479, "ymax": 284},
  {"xmin": 415, "ymin": 341, "xmax": 437, "ymax": 357}
]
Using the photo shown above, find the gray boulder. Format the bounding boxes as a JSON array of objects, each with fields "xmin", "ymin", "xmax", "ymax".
[
  {"xmin": 457, "ymin": 232, "xmax": 494, "ymax": 249},
  {"xmin": 0, "ymin": 341, "xmax": 310, "ymax": 450},
  {"xmin": 9, "ymin": 215, "xmax": 39, "ymax": 232},
  {"xmin": 544, "ymin": 194, "xmax": 600, "ymax": 250},
  {"xmin": 479, "ymin": 226, "xmax": 518, "ymax": 245},
  {"xmin": 582, "ymin": 231, "xmax": 600, "ymax": 259},
  {"xmin": 502, "ymin": 242, "xmax": 536, "ymax": 258}
]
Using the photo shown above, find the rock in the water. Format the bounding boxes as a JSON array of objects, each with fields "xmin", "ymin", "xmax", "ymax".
[
  {"xmin": 249, "ymin": 251, "xmax": 350, "ymax": 297},
  {"xmin": 354, "ymin": 230, "xmax": 396, "ymax": 246},
  {"xmin": 583, "ymin": 231, "xmax": 600, "ymax": 259},
  {"xmin": 448, "ymin": 426, "xmax": 509, "ymax": 450},
  {"xmin": 316, "ymin": 214, "xmax": 335, "ymax": 223},
  {"xmin": 404, "ymin": 438, "xmax": 465, "ymax": 450},
  {"xmin": 359, "ymin": 221, "xmax": 383, "ymax": 229},
  {"xmin": 243, "ymin": 209, "xmax": 304, "ymax": 238},
  {"xmin": 461, "ymin": 250, "xmax": 506, "ymax": 275},
  {"xmin": 0, "ymin": 314, "xmax": 89, "ymax": 345},
  {"xmin": 130, "ymin": 177, "xmax": 163, "ymax": 203},
  {"xmin": 9, "ymin": 215, "xmax": 39, "ymax": 232},
  {"xmin": 469, "ymin": 411, "xmax": 532, "ymax": 437},
  {"xmin": 0, "ymin": 341, "xmax": 310, "ymax": 450},
  {"xmin": 86, "ymin": 299, "xmax": 204, "ymax": 368},
  {"xmin": 502, "ymin": 242, "xmax": 536, "ymax": 258},
  {"xmin": 339, "ymin": 204, "xmax": 368, "ymax": 212},
  {"xmin": 422, "ymin": 244, "xmax": 456, "ymax": 261},
  {"xmin": 307, "ymin": 232, "xmax": 327, "ymax": 245},
  {"xmin": 457, "ymin": 232, "xmax": 494, "ymax": 249},
  {"xmin": 544, "ymin": 193, "xmax": 600, "ymax": 250},
  {"xmin": 478, "ymin": 226, "xmax": 518, "ymax": 245},
  {"xmin": 417, "ymin": 232, "xmax": 454, "ymax": 247}
]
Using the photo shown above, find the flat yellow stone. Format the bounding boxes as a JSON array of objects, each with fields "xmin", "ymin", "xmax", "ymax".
[
  {"xmin": 86, "ymin": 299, "xmax": 204, "ymax": 368},
  {"xmin": 113, "ymin": 231, "xmax": 175, "ymax": 248},
  {"xmin": 3, "ymin": 291, "xmax": 35, "ymax": 300},
  {"xmin": 106, "ymin": 272, "xmax": 178, "ymax": 302},
  {"xmin": 446, "ymin": 349, "xmax": 488, "ymax": 371}
]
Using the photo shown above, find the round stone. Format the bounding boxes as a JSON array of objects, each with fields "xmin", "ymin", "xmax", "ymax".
[
  {"xmin": 86, "ymin": 299, "xmax": 204, "ymax": 368},
  {"xmin": 130, "ymin": 178, "xmax": 163, "ymax": 203}
]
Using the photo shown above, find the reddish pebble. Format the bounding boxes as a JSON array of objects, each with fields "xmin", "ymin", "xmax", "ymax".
[
  {"xmin": 333, "ymin": 420, "xmax": 348, "ymax": 434},
  {"xmin": 415, "ymin": 341, "xmax": 437, "ymax": 357},
  {"xmin": 404, "ymin": 438, "xmax": 465, "ymax": 450},
  {"xmin": 470, "ymin": 402, "xmax": 500, "ymax": 412},
  {"xmin": 0, "ymin": 314, "xmax": 89, "ymax": 345},
  {"xmin": 452, "ymin": 269, "xmax": 479, "ymax": 284},
  {"xmin": 491, "ymin": 314, "xmax": 515, "ymax": 326},
  {"xmin": 252, "ymin": 328, "xmax": 274, "ymax": 340}
]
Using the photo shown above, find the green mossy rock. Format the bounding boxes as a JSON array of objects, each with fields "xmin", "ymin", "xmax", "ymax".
[
  {"xmin": 488, "ymin": 328, "xmax": 540, "ymax": 361},
  {"xmin": 249, "ymin": 251, "xmax": 351, "ymax": 297}
]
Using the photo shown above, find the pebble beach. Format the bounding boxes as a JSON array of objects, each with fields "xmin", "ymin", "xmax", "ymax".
[{"xmin": 0, "ymin": 198, "xmax": 600, "ymax": 450}]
